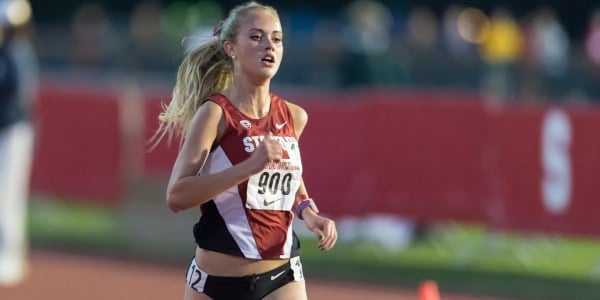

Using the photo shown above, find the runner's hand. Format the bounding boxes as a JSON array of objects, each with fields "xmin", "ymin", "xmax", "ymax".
[
  {"xmin": 303, "ymin": 211, "xmax": 337, "ymax": 251},
  {"xmin": 248, "ymin": 132, "xmax": 282, "ymax": 173}
]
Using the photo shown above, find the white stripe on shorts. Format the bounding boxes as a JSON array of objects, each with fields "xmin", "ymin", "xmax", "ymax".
[{"xmin": 186, "ymin": 258, "xmax": 208, "ymax": 293}]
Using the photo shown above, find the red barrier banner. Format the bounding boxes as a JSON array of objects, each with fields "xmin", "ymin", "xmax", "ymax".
[
  {"xmin": 143, "ymin": 94, "xmax": 178, "ymax": 177},
  {"xmin": 140, "ymin": 90, "xmax": 600, "ymax": 237},
  {"xmin": 30, "ymin": 82, "xmax": 600, "ymax": 237},
  {"xmin": 30, "ymin": 82, "xmax": 122, "ymax": 203},
  {"xmin": 492, "ymin": 107, "xmax": 600, "ymax": 236}
]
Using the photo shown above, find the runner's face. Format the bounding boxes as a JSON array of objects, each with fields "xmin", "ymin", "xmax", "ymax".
[{"xmin": 232, "ymin": 9, "xmax": 283, "ymax": 83}]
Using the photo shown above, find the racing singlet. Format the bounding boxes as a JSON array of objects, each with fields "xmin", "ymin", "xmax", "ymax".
[{"xmin": 193, "ymin": 93, "xmax": 303, "ymax": 259}]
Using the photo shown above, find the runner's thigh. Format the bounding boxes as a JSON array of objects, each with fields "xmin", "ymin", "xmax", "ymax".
[{"xmin": 184, "ymin": 285, "xmax": 212, "ymax": 300}]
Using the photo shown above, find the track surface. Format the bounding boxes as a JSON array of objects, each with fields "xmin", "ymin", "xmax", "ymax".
[{"xmin": 0, "ymin": 251, "xmax": 501, "ymax": 299}]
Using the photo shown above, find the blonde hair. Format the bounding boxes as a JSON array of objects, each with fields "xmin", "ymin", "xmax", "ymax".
[{"xmin": 151, "ymin": 1, "xmax": 279, "ymax": 147}]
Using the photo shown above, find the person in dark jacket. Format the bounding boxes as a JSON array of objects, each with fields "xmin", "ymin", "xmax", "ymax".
[{"xmin": 0, "ymin": 0, "xmax": 37, "ymax": 286}]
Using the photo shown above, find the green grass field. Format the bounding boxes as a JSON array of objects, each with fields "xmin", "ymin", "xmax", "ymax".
[{"xmin": 28, "ymin": 200, "xmax": 600, "ymax": 300}]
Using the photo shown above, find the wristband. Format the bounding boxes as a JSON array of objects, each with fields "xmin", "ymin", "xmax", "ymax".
[
  {"xmin": 296, "ymin": 198, "xmax": 319, "ymax": 220},
  {"xmin": 292, "ymin": 194, "xmax": 308, "ymax": 213}
]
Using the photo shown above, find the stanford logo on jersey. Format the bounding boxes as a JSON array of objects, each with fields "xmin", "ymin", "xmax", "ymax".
[
  {"xmin": 240, "ymin": 120, "xmax": 252, "ymax": 129},
  {"xmin": 243, "ymin": 135, "xmax": 298, "ymax": 154}
]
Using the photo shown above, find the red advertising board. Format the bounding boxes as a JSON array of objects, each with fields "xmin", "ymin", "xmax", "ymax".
[
  {"xmin": 30, "ymin": 81, "xmax": 122, "ymax": 203},
  {"xmin": 29, "ymin": 82, "xmax": 600, "ymax": 236}
]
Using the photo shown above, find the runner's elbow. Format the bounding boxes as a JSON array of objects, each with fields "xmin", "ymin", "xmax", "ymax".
[{"xmin": 166, "ymin": 193, "xmax": 184, "ymax": 213}]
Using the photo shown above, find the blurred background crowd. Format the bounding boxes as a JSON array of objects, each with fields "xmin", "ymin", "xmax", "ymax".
[{"xmin": 28, "ymin": 0, "xmax": 600, "ymax": 103}]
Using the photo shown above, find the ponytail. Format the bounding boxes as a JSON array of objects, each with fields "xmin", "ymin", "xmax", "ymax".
[{"xmin": 151, "ymin": 38, "xmax": 233, "ymax": 148}]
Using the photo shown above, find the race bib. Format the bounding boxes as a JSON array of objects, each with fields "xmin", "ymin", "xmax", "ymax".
[
  {"xmin": 246, "ymin": 168, "xmax": 299, "ymax": 211},
  {"xmin": 245, "ymin": 136, "xmax": 302, "ymax": 211}
]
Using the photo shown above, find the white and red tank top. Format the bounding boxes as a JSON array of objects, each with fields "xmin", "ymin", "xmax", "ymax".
[{"xmin": 193, "ymin": 93, "xmax": 303, "ymax": 259}]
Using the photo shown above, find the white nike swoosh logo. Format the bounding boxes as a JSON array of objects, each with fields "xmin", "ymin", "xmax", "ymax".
[
  {"xmin": 271, "ymin": 270, "xmax": 286, "ymax": 280},
  {"xmin": 275, "ymin": 122, "xmax": 287, "ymax": 130}
]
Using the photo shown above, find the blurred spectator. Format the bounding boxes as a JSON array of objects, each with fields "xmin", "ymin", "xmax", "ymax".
[
  {"xmin": 479, "ymin": 7, "xmax": 524, "ymax": 103},
  {"xmin": 584, "ymin": 9, "xmax": 600, "ymax": 99},
  {"xmin": 307, "ymin": 17, "xmax": 345, "ymax": 86},
  {"xmin": 0, "ymin": 0, "xmax": 37, "ymax": 285},
  {"xmin": 406, "ymin": 5, "xmax": 438, "ymax": 52},
  {"xmin": 531, "ymin": 7, "xmax": 569, "ymax": 78},
  {"xmin": 127, "ymin": 1, "xmax": 176, "ymax": 73},
  {"xmin": 339, "ymin": 0, "xmax": 394, "ymax": 86},
  {"xmin": 129, "ymin": 1, "xmax": 162, "ymax": 47},
  {"xmin": 70, "ymin": 3, "xmax": 112, "ymax": 70},
  {"xmin": 584, "ymin": 9, "xmax": 600, "ymax": 69},
  {"xmin": 404, "ymin": 5, "xmax": 447, "ymax": 87},
  {"xmin": 441, "ymin": 5, "xmax": 475, "ymax": 62},
  {"xmin": 522, "ymin": 7, "xmax": 570, "ymax": 100}
]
